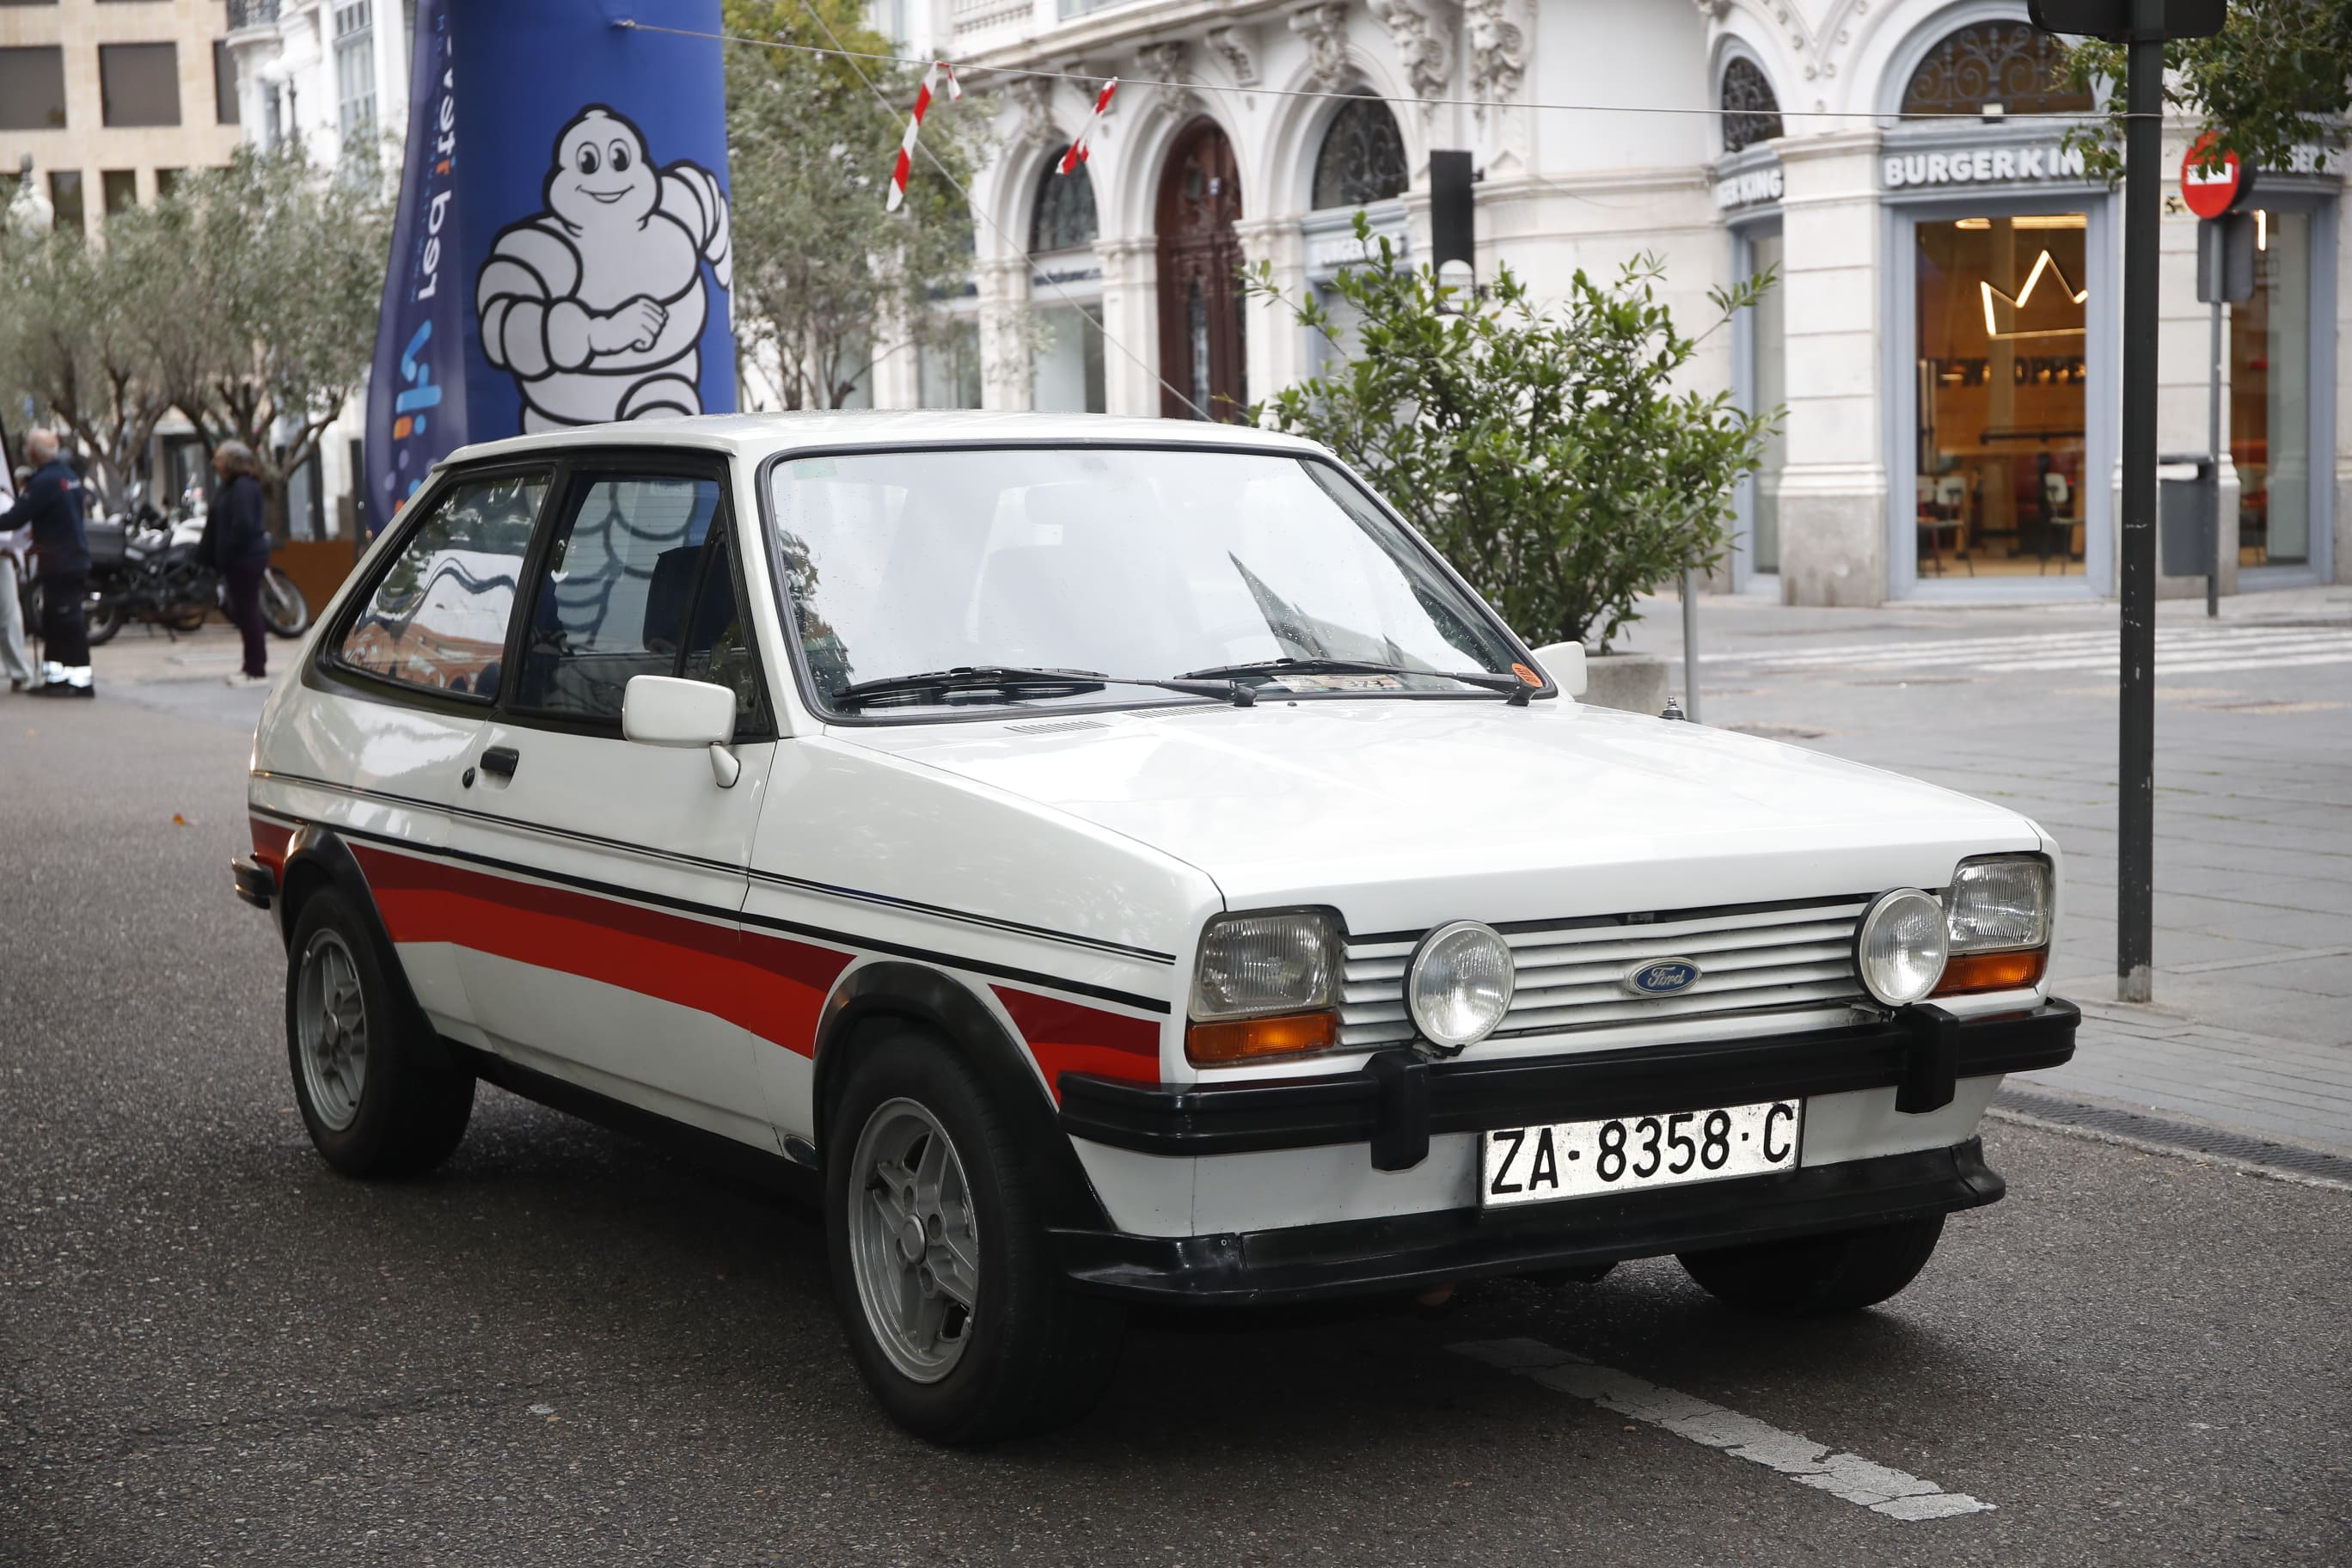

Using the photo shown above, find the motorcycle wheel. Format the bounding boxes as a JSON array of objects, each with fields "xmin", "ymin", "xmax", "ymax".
[
  {"xmin": 85, "ymin": 589, "xmax": 126, "ymax": 647},
  {"xmin": 261, "ymin": 567, "xmax": 312, "ymax": 638}
]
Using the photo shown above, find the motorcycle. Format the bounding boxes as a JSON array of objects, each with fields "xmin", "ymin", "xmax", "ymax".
[{"xmin": 82, "ymin": 493, "xmax": 313, "ymax": 647}]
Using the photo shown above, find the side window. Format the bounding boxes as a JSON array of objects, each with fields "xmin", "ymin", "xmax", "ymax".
[
  {"xmin": 512, "ymin": 472, "xmax": 726, "ymax": 721},
  {"xmin": 338, "ymin": 472, "xmax": 545, "ymax": 699},
  {"xmin": 677, "ymin": 531, "xmax": 764, "ymax": 721}
]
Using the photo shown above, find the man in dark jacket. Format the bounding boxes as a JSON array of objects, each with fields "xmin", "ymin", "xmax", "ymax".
[
  {"xmin": 0, "ymin": 428, "xmax": 94, "ymax": 698},
  {"xmin": 200, "ymin": 440, "xmax": 273, "ymax": 686}
]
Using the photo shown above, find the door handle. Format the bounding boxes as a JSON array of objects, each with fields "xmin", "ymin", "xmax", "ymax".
[{"xmin": 480, "ymin": 746, "xmax": 520, "ymax": 781}]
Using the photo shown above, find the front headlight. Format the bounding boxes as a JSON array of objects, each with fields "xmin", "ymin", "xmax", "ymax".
[
  {"xmin": 1935, "ymin": 854, "xmax": 2053, "ymax": 995},
  {"xmin": 1945, "ymin": 856, "xmax": 2051, "ymax": 952},
  {"xmin": 1186, "ymin": 910, "xmax": 1341, "ymax": 1065},
  {"xmin": 1856, "ymin": 888, "xmax": 1949, "ymax": 1006},
  {"xmin": 1407, "ymin": 921, "xmax": 1516, "ymax": 1051}
]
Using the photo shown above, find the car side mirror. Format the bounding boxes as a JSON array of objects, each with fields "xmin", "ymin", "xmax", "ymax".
[
  {"xmin": 1528, "ymin": 642, "xmax": 1588, "ymax": 700},
  {"xmin": 622, "ymin": 675, "xmax": 743, "ymax": 787}
]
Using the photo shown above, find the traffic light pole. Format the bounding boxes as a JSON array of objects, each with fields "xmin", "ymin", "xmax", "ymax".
[{"xmin": 2116, "ymin": 1, "xmax": 2165, "ymax": 1003}]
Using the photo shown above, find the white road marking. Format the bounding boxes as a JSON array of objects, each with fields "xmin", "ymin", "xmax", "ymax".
[
  {"xmin": 1702, "ymin": 623, "xmax": 2349, "ymax": 669},
  {"xmin": 1451, "ymin": 1338, "xmax": 1995, "ymax": 1522}
]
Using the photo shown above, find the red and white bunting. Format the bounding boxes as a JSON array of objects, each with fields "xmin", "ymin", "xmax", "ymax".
[
  {"xmin": 885, "ymin": 61, "xmax": 962, "ymax": 211},
  {"xmin": 1058, "ymin": 77, "xmax": 1118, "ymax": 175}
]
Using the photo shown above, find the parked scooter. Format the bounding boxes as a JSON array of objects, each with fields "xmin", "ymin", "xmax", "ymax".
[{"xmin": 82, "ymin": 488, "xmax": 312, "ymax": 646}]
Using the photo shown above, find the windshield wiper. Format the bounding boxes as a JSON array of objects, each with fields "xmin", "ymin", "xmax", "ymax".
[
  {"xmin": 1178, "ymin": 657, "xmax": 1532, "ymax": 706},
  {"xmin": 830, "ymin": 665, "xmax": 1254, "ymax": 711}
]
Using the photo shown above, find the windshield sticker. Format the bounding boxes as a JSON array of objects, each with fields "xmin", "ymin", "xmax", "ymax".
[{"xmin": 1268, "ymin": 674, "xmax": 1408, "ymax": 692}]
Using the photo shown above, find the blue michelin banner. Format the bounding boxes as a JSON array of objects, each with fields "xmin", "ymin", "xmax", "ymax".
[{"xmin": 364, "ymin": 0, "xmax": 734, "ymax": 532}]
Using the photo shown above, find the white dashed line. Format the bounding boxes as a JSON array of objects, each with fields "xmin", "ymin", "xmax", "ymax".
[{"xmin": 1451, "ymin": 1338, "xmax": 1995, "ymax": 1522}]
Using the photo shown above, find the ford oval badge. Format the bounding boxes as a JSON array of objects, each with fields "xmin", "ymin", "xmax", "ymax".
[{"xmin": 1624, "ymin": 959, "xmax": 1702, "ymax": 997}]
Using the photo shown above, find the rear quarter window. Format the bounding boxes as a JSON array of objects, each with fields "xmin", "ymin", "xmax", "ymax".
[{"xmin": 337, "ymin": 473, "xmax": 548, "ymax": 700}]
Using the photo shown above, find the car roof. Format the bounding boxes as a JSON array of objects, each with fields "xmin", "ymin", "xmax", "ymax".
[{"xmin": 439, "ymin": 410, "xmax": 1328, "ymax": 470}]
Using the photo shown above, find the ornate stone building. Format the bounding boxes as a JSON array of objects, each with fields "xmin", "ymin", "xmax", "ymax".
[{"xmin": 866, "ymin": 0, "xmax": 2343, "ymax": 604}]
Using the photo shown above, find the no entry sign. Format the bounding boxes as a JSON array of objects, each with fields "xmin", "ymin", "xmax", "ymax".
[{"xmin": 2179, "ymin": 133, "xmax": 2253, "ymax": 218}]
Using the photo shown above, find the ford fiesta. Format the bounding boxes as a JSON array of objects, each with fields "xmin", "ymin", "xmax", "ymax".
[{"xmin": 234, "ymin": 412, "xmax": 2076, "ymax": 1444}]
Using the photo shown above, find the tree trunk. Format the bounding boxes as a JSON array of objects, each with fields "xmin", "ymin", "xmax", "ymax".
[{"xmin": 262, "ymin": 469, "xmax": 293, "ymax": 544}]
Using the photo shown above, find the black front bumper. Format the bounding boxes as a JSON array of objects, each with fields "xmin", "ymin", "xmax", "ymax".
[
  {"xmin": 1060, "ymin": 998, "xmax": 2078, "ymax": 1168},
  {"xmin": 1055, "ymin": 1137, "xmax": 2004, "ymax": 1305},
  {"xmin": 1047, "ymin": 1000, "xmax": 2075, "ymax": 1306}
]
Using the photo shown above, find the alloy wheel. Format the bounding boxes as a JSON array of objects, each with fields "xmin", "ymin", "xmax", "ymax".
[
  {"xmin": 846, "ymin": 1097, "xmax": 981, "ymax": 1383},
  {"xmin": 295, "ymin": 930, "xmax": 369, "ymax": 1131}
]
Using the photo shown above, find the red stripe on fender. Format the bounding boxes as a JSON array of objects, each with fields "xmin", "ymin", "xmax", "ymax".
[
  {"xmin": 352, "ymin": 844, "xmax": 852, "ymax": 1057},
  {"xmin": 249, "ymin": 816, "xmax": 293, "ymax": 875},
  {"xmin": 991, "ymin": 986, "xmax": 1164, "ymax": 1100}
]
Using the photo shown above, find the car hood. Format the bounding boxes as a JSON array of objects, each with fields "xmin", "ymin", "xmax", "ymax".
[{"xmin": 830, "ymin": 699, "xmax": 2045, "ymax": 931}]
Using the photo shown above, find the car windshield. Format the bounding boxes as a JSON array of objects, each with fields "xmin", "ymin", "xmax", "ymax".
[{"xmin": 766, "ymin": 445, "xmax": 1522, "ymax": 715}]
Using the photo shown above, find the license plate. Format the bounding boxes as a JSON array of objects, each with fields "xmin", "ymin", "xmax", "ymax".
[{"xmin": 1479, "ymin": 1099, "xmax": 1803, "ymax": 1210}]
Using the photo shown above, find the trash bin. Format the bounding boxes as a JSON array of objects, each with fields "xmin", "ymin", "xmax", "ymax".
[{"xmin": 2158, "ymin": 455, "xmax": 2214, "ymax": 578}]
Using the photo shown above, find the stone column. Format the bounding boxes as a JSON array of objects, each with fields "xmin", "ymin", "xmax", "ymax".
[
  {"xmin": 1774, "ymin": 130, "xmax": 1889, "ymax": 606},
  {"xmin": 1234, "ymin": 215, "xmax": 1303, "ymax": 407},
  {"xmin": 977, "ymin": 256, "xmax": 1034, "ymax": 412},
  {"xmin": 1097, "ymin": 236, "xmax": 1161, "ymax": 416}
]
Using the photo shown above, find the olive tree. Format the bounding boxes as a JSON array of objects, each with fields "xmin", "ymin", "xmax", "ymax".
[
  {"xmin": 0, "ymin": 221, "xmax": 175, "ymax": 505},
  {"xmin": 1246, "ymin": 217, "xmax": 1779, "ymax": 652},
  {"xmin": 130, "ymin": 145, "xmax": 390, "ymax": 537},
  {"xmin": 723, "ymin": 0, "xmax": 983, "ymax": 409}
]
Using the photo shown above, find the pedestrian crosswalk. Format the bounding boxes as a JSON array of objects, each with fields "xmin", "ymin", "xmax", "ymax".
[{"xmin": 1703, "ymin": 622, "xmax": 2352, "ymax": 678}]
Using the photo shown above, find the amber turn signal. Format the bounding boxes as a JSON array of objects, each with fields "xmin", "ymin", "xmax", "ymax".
[
  {"xmin": 1185, "ymin": 1010, "xmax": 1338, "ymax": 1066},
  {"xmin": 1932, "ymin": 947, "xmax": 2049, "ymax": 996}
]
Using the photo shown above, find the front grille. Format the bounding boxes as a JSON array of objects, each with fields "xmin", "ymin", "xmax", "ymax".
[{"xmin": 1338, "ymin": 897, "xmax": 1873, "ymax": 1050}]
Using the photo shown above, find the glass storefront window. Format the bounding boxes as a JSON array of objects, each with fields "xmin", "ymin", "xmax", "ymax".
[
  {"xmin": 1914, "ymin": 213, "xmax": 2090, "ymax": 577},
  {"xmin": 1032, "ymin": 303, "xmax": 1106, "ymax": 413},
  {"xmin": 1746, "ymin": 229, "xmax": 1785, "ymax": 575},
  {"xmin": 919, "ymin": 318, "xmax": 983, "ymax": 410},
  {"xmin": 2233, "ymin": 210, "xmax": 2312, "ymax": 567}
]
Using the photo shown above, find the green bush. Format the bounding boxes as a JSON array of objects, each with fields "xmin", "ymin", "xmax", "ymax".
[{"xmin": 1247, "ymin": 217, "xmax": 1779, "ymax": 652}]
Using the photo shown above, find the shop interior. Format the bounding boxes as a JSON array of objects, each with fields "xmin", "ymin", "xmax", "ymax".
[{"xmin": 1914, "ymin": 213, "xmax": 2090, "ymax": 578}]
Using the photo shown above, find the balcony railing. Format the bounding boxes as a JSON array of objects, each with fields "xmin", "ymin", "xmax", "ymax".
[
  {"xmin": 227, "ymin": 0, "xmax": 282, "ymax": 31},
  {"xmin": 951, "ymin": 0, "xmax": 1032, "ymax": 41}
]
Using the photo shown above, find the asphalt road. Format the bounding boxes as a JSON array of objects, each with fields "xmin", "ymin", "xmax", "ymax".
[{"xmin": 4, "ymin": 683, "xmax": 2349, "ymax": 1566}]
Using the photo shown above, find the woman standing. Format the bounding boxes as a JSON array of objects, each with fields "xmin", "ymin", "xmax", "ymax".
[{"xmin": 203, "ymin": 441, "xmax": 272, "ymax": 689}]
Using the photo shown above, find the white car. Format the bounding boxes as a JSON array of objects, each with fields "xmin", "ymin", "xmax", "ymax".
[{"xmin": 235, "ymin": 413, "xmax": 2076, "ymax": 1444}]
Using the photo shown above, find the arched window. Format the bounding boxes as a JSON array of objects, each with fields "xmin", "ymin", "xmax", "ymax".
[
  {"xmin": 1030, "ymin": 160, "xmax": 1098, "ymax": 253},
  {"xmin": 1311, "ymin": 97, "xmax": 1408, "ymax": 211},
  {"xmin": 1900, "ymin": 21, "xmax": 2092, "ymax": 117},
  {"xmin": 1719, "ymin": 57, "xmax": 1782, "ymax": 154}
]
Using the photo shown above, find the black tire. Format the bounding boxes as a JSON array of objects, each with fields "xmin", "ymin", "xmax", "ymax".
[
  {"xmin": 1677, "ymin": 1216, "xmax": 1946, "ymax": 1316},
  {"xmin": 83, "ymin": 589, "xmax": 126, "ymax": 647},
  {"xmin": 261, "ymin": 567, "xmax": 311, "ymax": 637},
  {"xmin": 285, "ymin": 889, "xmax": 474, "ymax": 1179},
  {"xmin": 825, "ymin": 1026, "xmax": 1124, "ymax": 1445}
]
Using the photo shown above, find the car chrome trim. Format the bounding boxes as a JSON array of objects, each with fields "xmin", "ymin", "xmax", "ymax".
[{"xmin": 248, "ymin": 769, "xmax": 1175, "ymax": 966}]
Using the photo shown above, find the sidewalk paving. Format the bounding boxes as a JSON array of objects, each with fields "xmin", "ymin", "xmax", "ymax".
[{"xmin": 1625, "ymin": 582, "xmax": 2352, "ymax": 1155}]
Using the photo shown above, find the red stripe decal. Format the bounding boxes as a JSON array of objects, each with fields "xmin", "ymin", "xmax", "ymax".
[
  {"xmin": 991, "ymin": 986, "xmax": 1164, "ymax": 1100},
  {"xmin": 352, "ymin": 845, "xmax": 851, "ymax": 1057},
  {"xmin": 248, "ymin": 816, "xmax": 293, "ymax": 875}
]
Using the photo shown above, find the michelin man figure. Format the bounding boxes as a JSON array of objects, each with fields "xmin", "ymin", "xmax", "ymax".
[{"xmin": 476, "ymin": 106, "xmax": 732, "ymax": 430}]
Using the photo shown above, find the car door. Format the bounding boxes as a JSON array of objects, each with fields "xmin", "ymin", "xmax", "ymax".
[
  {"xmin": 287, "ymin": 463, "xmax": 553, "ymax": 1042},
  {"xmin": 444, "ymin": 450, "xmax": 778, "ymax": 1148}
]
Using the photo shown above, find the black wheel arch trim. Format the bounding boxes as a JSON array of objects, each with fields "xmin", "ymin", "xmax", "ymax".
[
  {"xmin": 272, "ymin": 822, "xmax": 458, "ymax": 1074},
  {"xmin": 1058, "ymin": 998, "xmax": 2080, "ymax": 1162},
  {"xmin": 813, "ymin": 959, "xmax": 1114, "ymax": 1234}
]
